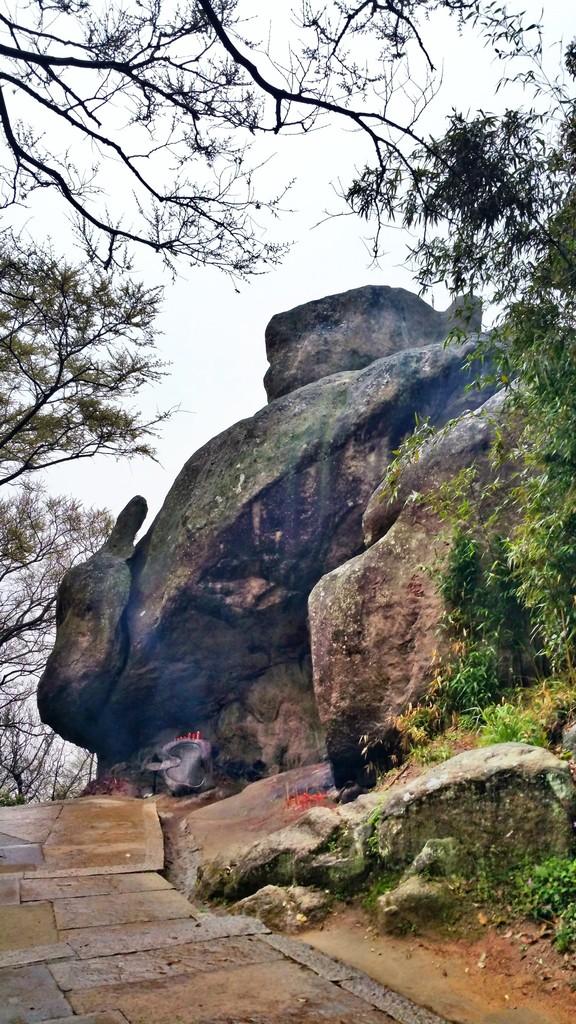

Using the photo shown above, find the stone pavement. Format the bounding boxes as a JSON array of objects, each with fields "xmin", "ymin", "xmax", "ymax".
[{"xmin": 0, "ymin": 797, "xmax": 448, "ymax": 1024}]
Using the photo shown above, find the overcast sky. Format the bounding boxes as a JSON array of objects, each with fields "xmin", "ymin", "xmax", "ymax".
[{"xmin": 40, "ymin": 0, "xmax": 572, "ymax": 534}]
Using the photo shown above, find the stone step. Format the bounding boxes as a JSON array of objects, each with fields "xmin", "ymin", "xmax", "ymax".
[
  {"xmin": 52, "ymin": 889, "xmax": 196, "ymax": 930},
  {"xmin": 63, "ymin": 913, "xmax": 268, "ymax": 959}
]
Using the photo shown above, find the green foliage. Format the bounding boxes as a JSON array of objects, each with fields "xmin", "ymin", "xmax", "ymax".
[
  {"xmin": 555, "ymin": 905, "xmax": 576, "ymax": 953},
  {"xmin": 378, "ymin": 414, "xmax": 439, "ymax": 502},
  {"xmin": 410, "ymin": 738, "xmax": 457, "ymax": 766},
  {"xmin": 525, "ymin": 677, "xmax": 576, "ymax": 739},
  {"xmin": 516, "ymin": 858, "xmax": 576, "ymax": 950},
  {"xmin": 517, "ymin": 857, "xmax": 576, "ymax": 919},
  {"xmin": 350, "ymin": 14, "xmax": 576, "ymax": 676},
  {"xmin": 0, "ymin": 789, "xmax": 25, "ymax": 806},
  {"xmin": 437, "ymin": 529, "xmax": 481, "ymax": 615},
  {"xmin": 0, "ymin": 234, "xmax": 167, "ymax": 486},
  {"xmin": 432, "ymin": 525, "xmax": 531, "ymax": 723},
  {"xmin": 362, "ymin": 870, "xmax": 403, "ymax": 911},
  {"xmin": 437, "ymin": 647, "xmax": 502, "ymax": 720},
  {"xmin": 366, "ymin": 804, "xmax": 384, "ymax": 858},
  {"xmin": 478, "ymin": 702, "xmax": 547, "ymax": 747}
]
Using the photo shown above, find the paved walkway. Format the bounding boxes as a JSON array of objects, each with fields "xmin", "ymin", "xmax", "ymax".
[{"xmin": 0, "ymin": 797, "xmax": 446, "ymax": 1024}]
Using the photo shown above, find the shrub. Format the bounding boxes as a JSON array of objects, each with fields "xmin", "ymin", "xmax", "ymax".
[
  {"xmin": 411, "ymin": 742, "xmax": 455, "ymax": 766},
  {"xmin": 438, "ymin": 528, "xmax": 482, "ymax": 624},
  {"xmin": 0, "ymin": 790, "xmax": 25, "ymax": 806},
  {"xmin": 526, "ymin": 677, "xmax": 576, "ymax": 741},
  {"xmin": 516, "ymin": 857, "xmax": 576, "ymax": 950},
  {"xmin": 436, "ymin": 645, "xmax": 502, "ymax": 719},
  {"xmin": 479, "ymin": 702, "xmax": 547, "ymax": 747},
  {"xmin": 555, "ymin": 905, "xmax": 576, "ymax": 953}
]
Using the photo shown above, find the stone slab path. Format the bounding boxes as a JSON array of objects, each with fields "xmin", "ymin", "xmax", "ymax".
[{"xmin": 0, "ymin": 797, "xmax": 449, "ymax": 1024}]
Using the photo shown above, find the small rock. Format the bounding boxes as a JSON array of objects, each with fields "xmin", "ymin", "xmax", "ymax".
[
  {"xmin": 230, "ymin": 884, "xmax": 330, "ymax": 932},
  {"xmin": 376, "ymin": 875, "xmax": 456, "ymax": 936},
  {"xmin": 562, "ymin": 723, "xmax": 576, "ymax": 755},
  {"xmin": 404, "ymin": 837, "xmax": 463, "ymax": 879}
]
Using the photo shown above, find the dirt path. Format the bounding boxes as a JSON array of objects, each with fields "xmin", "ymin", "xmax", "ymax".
[
  {"xmin": 0, "ymin": 796, "xmax": 450, "ymax": 1024},
  {"xmin": 302, "ymin": 908, "xmax": 576, "ymax": 1024}
]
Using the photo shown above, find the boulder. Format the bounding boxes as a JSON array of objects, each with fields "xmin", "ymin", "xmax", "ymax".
[
  {"xmin": 264, "ymin": 285, "xmax": 482, "ymax": 401},
  {"xmin": 197, "ymin": 793, "xmax": 380, "ymax": 901},
  {"xmin": 230, "ymin": 884, "xmax": 331, "ymax": 932},
  {"xmin": 37, "ymin": 496, "xmax": 147, "ymax": 751},
  {"xmin": 310, "ymin": 503, "xmax": 449, "ymax": 786},
  {"xmin": 375, "ymin": 744, "xmax": 576, "ymax": 868},
  {"xmin": 376, "ymin": 876, "xmax": 456, "ymax": 935},
  {"xmin": 363, "ymin": 389, "xmax": 506, "ymax": 546},
  {"xmin": 40, "ymin": 337, "xmax": 490, "ymax": 771},
  {"xmin": 309, "ymin": 394, "xmax": 506, "ymax": 785}
]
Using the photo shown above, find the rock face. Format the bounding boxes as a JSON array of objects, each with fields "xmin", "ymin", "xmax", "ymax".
[
  {"xmin": 363, "ymin": 389, "xmax": 506, "ymax": 546},
  {"xmin": 375, "ymin": 744, "xmax": 576, "ymax": 867},
  {"xmin": 38, "ymin": 285, "xmax": 491, "ymax": 779},
  {"xmin": 37, "ymin": 497, "xmax": 147, "ymax": 752},
  {"xmin": 264, "ymin": 286, "xmax": 482, "ymax": 401},
  {"xmin": 309, "ymin": 394, "xmax": 505, "ymax": 785},
  {"xmin": 40, "ymin": 340, "xmax": 489, "ymax": 773},
  {"xmin": 310, "ymin": 504, "xmax": 449, "ymax": 786},
  {"xmin": 182, "ymin": 745, "xmax": 576, "ymax": 937}
]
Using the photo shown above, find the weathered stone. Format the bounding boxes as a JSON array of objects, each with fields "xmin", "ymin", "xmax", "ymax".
[
  {"xmin": 0, "ymin": 805, "xmax": 61, "ymax": 844},
  {"xmin": 309, "ymin": 393, "xmax": 507, "ymax": 784},
  {"xmin": 0, "ymin": 876, "xmax": 19, "ymax": 904},
  {"xmin": 64, "ymin": 914, "xmax": 267, "ymax": 959},
  {"xmin": 0, "ymin": 903, "xmax": 58, "ymax": 953},
  {"xmin": 0, "ymin": 944, "xmax": 75, "ymax": 970},
  {"xmin": 68, "ymin": 960, "xmax": 389, "ymax": 1024},
  {"xmin": 404, "ymin": 838, "xmax": 464, "ymax": 880},
  {"xmin": 340, "ymin": 976, "xmax": 450, "ymax": 1024},
  {"xmin": 197, "ymin": 793, "xmax": 380, "ymax": 902},
  {"xmin": 0, "ymin": 964, "xmax": 72, "ymax": 1023},
  {"xmin": 48, "ymin": 936, "xmax": 283, "ymax": 991},
  {"xmin": 561, "ymin": 722, "xmax": 576, "ymax": 755},
  {"xmin": 52, "ymin": 889, "xmax": 195, "ymax": 931},
  {"xmin": 363, "ymin": 390, "xmax": 506, "ymax": 547},
  {"xmin": 376, "ymin": 876, "xmax": 456, "ymax": 935},
  {"xmin": 260, "ymin": 933, "xmax": 358, "ymax": 982},
  {"xmin": 37, "ymin": 497, "xmax": 147, "ymax": 751},
  {"xmin": 197, "ymin": 806, "xmax": 342, "ymax": 900},
  {"xmin": 32, "ymin": 797, "xmax": 163, "ymax": 878},
  {"xmin": 310, "ymin": 504, "xmax": 449, "ymax": 786},
  {"xmin": 264, "ymin": 285, "xmax": 481, "ymax": 401},
  {"xmin": 0, "ymin": 836, "xmax": 44, "ymax": 868},
  {"xmin": 230, "ymin": 885, "xmax": 330, "ymax": 932},
  {"xmin": 39, "ymin": 335, "xmax": 489, "ymax": 774},
  {"xmin": 43, "ymin": 1016, "xmax": 128, "ymax": 1024},
  {"xmin": 375, "ymin": 744, "xmax": 576, "ymax": 868},
  {"xmin": 21, "ymin": 872, "xmax": 173, "ymax": 903}
]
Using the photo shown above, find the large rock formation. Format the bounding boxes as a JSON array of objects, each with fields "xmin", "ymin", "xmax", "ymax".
[
  {"xmin": 264, "ymin": 286, "xmax": 481, "ymax": 401},
  {"xmin": 38, "ymin": 285, "xmax": 490, "ymax": 778},
  {"xmin": 37, "ymin": 496, "xmax": 147, "ymax": 752},
  {"xmin": 309, "ymin": 393, "xmax": 505, "ymax": 785}
]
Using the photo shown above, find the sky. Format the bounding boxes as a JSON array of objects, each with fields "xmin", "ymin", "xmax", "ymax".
[{"xmin": 35, "ymin": 0, "xmax": 574, "ymax": 534}]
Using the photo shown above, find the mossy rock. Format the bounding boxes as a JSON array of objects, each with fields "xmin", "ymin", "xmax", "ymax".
[
  {"xmin": 374, "ymin": 744, "xmax": 576, "ymax": 871},
  {"xmin": 376, "ymin": 875, "xmax": 457, "ymax": 935}
]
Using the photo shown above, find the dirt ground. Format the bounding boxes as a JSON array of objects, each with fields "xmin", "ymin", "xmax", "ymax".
[{"xmin": 302, "ymin": 906, "xmax": 576, "ymax": 1024}]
